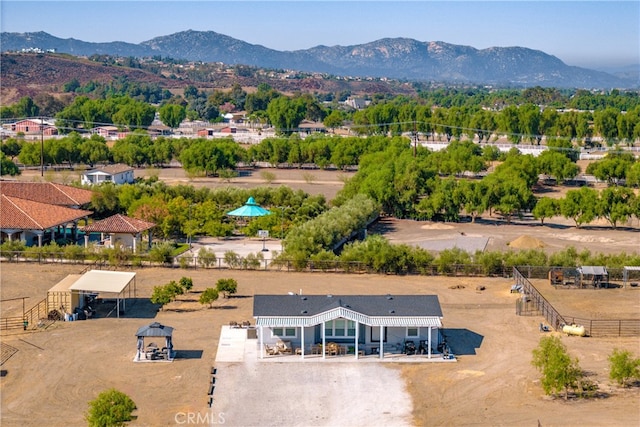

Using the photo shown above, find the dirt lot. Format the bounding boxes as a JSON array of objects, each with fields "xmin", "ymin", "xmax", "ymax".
[
  {"xmin": 1, "ymin": 264, "xmax": 639, "ymax": 427},
  {"xmin": 3, "ymin": 167, "xmax": 640, "ymax": 426}
]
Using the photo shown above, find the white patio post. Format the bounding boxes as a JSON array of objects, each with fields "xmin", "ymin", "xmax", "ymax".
[
  {"xmin": 379, "ymin": 325, "xmax": 384, "ymax": 360},
  {"xmin": 354, "ymin": 321, "xmax": 359, "ymax": 360},
  {"xmin": 300, "ymin": 326, "xmax": 305, "ymax": 359},
  {"xmin": 428, "ymin": 326, "xmax": 432, "ymax": 359},
  {"xmin": 259, "ymin": 325, "xmax": 264, "ymax": 359},
  {"xmin": 322, "ymin": 321, "xmax": 326, "ymax": 360}
]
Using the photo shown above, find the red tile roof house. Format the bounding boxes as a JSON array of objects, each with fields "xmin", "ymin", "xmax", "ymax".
[
  {"xmin": 81, "ymin": 164, "xmax": 135, "ymax": 186},
  {"xmin": 0, "ymin": 182, "xmax": 93, "ymax": 246},
  {"xmin": 82, "ymin": 214, "xmax": 156, "ymax": 253}
]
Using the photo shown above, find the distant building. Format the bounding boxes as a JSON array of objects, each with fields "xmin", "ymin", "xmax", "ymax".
[
  {"xmin": 81, "ymin": 164, "xmax": 135, "ymax": 186},
  {"xmin": 11, "ymin": 119, "xmax": 58, "ymax": 135},
  {"xmin": 344, "ymin": 97, "xmax": 370, "ymax": 110}
]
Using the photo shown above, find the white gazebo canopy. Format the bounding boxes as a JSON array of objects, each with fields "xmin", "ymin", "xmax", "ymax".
[{"xmin": 69, "ymin": 270, "xmax": 136, "ymax": 317}]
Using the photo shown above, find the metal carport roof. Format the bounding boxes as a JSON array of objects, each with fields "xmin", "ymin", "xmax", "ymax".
[{"xmin": 69, "ymin": 270, "xmax": 136, "ymax": 317}]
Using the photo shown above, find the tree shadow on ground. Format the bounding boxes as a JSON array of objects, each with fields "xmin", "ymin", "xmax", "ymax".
[{"xmin": 442, "ymin": 328, "xmax": 484, "ymax": 356}]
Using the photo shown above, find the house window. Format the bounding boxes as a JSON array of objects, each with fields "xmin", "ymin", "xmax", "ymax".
[
  {"xmin": 325, "ymin": 319, "xmax": 356, "ymax": 337},
  {"xmin": 272, "ymin": 327, "xmax": 296, "ymax": 338},
  {"xmin": 406, "ymin": 327, "xmax": 419, "ymax": 338}
]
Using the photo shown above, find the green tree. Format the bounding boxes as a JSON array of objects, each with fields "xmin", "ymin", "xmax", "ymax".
[
  {"xmin": 86, "ymin": 388, "xmax": 136, "ymax": 427},
  {"xmin": 560, "ymin": 187, "xmax": 598, "ymax": 228},
  {"xmin": 267, "ymin": 96, "xmax": 306, "ymax": 134},
  {"xmin": 199, "ymin": 287, "xmax": 219, "ymax": 308},
  {"xmin": 0, "ymin": 153, "xmax": 20, "ymax": 176},
  {"xmin": 532, "ymin": 197, "xmax": 560, "ymax": 225},
  {"xmin": 323, "ymin": 110, "xmax": 344, "ymax": 132},
  {"xmin": 179, "ymin": 277, "xmax": 193, "ymax": 292},
  {"xmin": 532, "ymin": 335, "xmax": 582, "ymax": 400},
  {"xmin": 608, "ymin": 348, "xmax": 640, "ymax": 387},
  {"xmin": 596, "ymin": 186, "xmax": 635, "ymax": 229},
  {"xmin": 216, "ymin": 278, "xmax": 238, "ymax": 298},
  {"xmin": 537, "ymin": 150, "xmax": 580, "ymax": 183},
  {"xmin": 585, "ymin": 154, "xmax": 634, "ymax": 186},
  {"xmin": 150, "ymin": 285, "xmax": 172, "ymax": 310},
  {"xmin": 158, "ymin": 103, "xmax": 186, "ymax": 129}
]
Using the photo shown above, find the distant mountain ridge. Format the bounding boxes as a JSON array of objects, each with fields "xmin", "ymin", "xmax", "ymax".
[{"xmin": 2, "ymin": 30, "xmax": 637, "ymax": 89}]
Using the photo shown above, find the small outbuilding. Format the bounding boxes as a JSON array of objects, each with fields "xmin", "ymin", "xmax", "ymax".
[
  {"xmin": 577, "ymin": 266, "xmax": 609, "ymax": 288},
  {"xmin": 47, "ymin": 274, "xmax": 82, "ymax": 319}
]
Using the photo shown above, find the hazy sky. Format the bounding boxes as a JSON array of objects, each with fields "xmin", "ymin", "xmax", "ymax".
[{"xmin": 1, "ymin": 1, "xmax": 638, "ymax": 70}]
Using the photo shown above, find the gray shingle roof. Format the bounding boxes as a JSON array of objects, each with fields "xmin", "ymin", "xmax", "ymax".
[{"xmin": 253, "ymin": 294, "xmax": 443, "ymax": 318}]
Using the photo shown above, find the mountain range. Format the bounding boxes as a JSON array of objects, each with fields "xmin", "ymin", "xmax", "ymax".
[{"xmin": 1, "ymin": 30, "xmax": 638, "ymax": 89}]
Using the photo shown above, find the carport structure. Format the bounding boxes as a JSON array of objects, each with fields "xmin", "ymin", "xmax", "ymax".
[
  {"xmin": 254, "ymin": 294, "xmax": 443, "ymax": 360},
  {"xmin": 69, "ymin": 270, "xmax": 136, "ymax": 318},
  {"xmin": 622, "ymin": 266, "xmax": 640, "ymax": 288}
]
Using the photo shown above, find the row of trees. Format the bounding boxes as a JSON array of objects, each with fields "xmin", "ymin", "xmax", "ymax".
[
  {"xmin": 3, "ymin": 85, "xmax": 639, "ymax": 145},
  {"xmin": 283, "ymin": 194, "xmax": 379, "ymax": 263}
]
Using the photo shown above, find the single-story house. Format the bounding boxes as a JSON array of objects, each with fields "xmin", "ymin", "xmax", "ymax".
[
  {"xmin": 253, "ymin": 294, "xmax": 444, "ymax": 360},
  {"xmin": 0, "ymin": 182, "xmax": 94, "ymax": 246},
  {"xmin": 81, "ymin": 164, "xmax": 135, "ymax": 186}
]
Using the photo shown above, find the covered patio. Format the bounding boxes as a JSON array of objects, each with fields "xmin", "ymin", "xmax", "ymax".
[
  {"xmin": 68, "ymin": 270, "xmax": 136, "ymax": 318},
  {"xmin": 253, "ymin": 294, "xmax": 449, "ymax": 361}
]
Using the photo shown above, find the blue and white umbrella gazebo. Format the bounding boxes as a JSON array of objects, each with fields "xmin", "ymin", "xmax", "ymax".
[
  {"xmin": 226, "ymin": 197, "xmax": 271, "ymax": 218},
  {"xmin": 227, "ymin": 197, "xmax": 272, "ymax": 250}
]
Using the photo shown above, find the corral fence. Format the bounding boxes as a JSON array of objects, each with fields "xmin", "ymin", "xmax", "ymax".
[
  {"xmin": 513, "ymin": 267, "xmax": 566, "ymax": 330},
  {"xmin": 513, "ymin": 267, "xmax": 640, "ymax": 337},
  {"xmin": 0, "ymin": 298, "xmax": 50, "ymax": 332}
]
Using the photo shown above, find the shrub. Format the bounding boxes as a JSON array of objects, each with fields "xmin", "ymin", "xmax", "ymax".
[
  {"xmin": 63, "ymin": 244, "xmax": 86, "ymax": 261},
  {"xmin": 197, "ymin": 247, "xmax": 217, "ymax": 268},
  {"xmin": 85, "ymin": 388, "xmax": 136, "ymax": 427},
  {"xmin": 149, "ymin": 243, "xmax": 174, "ymax": 265},
  {"xmin": 179, "ymin": 277, "xmax": 194, "ymax": 292},
  {"xmin": 199, "ymin": 288, "xmax": 219, "ymax": 308},
  {"xmin": 223, "ymin": 250, "xmax": 240, "ymax": 268},
  {"xmin": 608, "ymin": 348, "xmax": 640, "ymax": 387}
]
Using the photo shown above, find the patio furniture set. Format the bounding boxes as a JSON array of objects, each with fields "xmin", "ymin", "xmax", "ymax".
[{"xmin": 144, "ymin": 342, "xmax": 170, "ymax": 360}]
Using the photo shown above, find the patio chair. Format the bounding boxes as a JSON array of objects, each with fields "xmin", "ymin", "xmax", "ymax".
[
  {"xmin": 404, "ymin": 340, "xmax": 416, "ymax": 355},
  {"xmin": 325, "ymin": 342, "xmax": 339, "ymax": 356},
  {"xmin": 276, "ymin": 340, "xmax": 293, "ymax": 354},
  {"xmin": 264, "ymin": 344, "xmax": 279, "ymax": 355}
]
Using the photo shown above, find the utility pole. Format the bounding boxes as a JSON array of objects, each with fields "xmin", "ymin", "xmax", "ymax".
[
  {"xmin": 40, "ymin": 116, "xmax": 44, "ymax": 177},
  {"xmin": 412, "ymin": 120, "xmax": 418, "ymax": 158}
]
